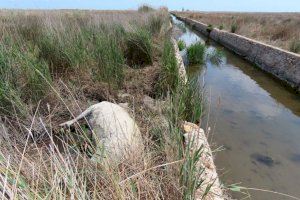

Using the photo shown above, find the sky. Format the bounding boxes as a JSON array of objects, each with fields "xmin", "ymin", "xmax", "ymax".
[{"xmin": 1, "ymin": 0, "xmax": 300, "ymax": 12}]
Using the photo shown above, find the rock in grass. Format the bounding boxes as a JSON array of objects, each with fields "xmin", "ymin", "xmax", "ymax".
[{"xmin": 60, "ymin": 101, "xmax": 143, "ymax": 163}]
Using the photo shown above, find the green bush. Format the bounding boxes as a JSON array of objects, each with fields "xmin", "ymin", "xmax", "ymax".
[
  {"xmin": 126, "ymin": 27, "xmax": 153, "ymax": 67},
  {"xmin": 219, "ymin": 24, "xmax": 224, "ymax": 30},
  {"xmin": 290, "ymin": 39, "xmax": 300, "ymax": 53},
  {"xmin": 187, "ymin": 42, "xmax": 206, "ymax": 65},
  {"xmin": 177, "ymin": 40, "xmax": 186, "ymax": 51}
]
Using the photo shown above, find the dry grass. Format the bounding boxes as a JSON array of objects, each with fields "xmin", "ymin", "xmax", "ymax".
[
  {"xmin": 176, "ymin": 11, "xmax": 300, "ymax": 53},
  {"xmin": 0, "ymin": 8, "xmax": 210, "ymax": 200},
  {"xmin": 0, "ymin": 8, "xmax": 182, "ymax": 200}
]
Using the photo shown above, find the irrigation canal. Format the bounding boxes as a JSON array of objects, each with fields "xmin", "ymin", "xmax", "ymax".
[{"xmin": 172, "ymin": 15, "xmax": 300, "ymax": 199}]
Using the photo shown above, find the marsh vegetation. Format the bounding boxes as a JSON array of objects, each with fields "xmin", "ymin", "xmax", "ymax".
[{"xmin": 0, "ymin": 7, "xmax": 210, "ymax": 200}]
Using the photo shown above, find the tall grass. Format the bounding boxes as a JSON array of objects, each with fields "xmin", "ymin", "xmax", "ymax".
[
  {"xmin": 0, "ymin": 36, "xmax": 51, "ymax": 115},
  {"xmin": 156, "ymin": 39, "xmax": 180, "ymax": 96},
  {"xmin": 126, "ymin": 27, "xmax": 153, "ymax": 67},
  {"xmin": 0, "ymin": 9, "xmax": 210, "ymax": 200}
]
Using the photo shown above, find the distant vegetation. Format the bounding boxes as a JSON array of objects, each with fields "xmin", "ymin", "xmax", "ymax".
[{"xmin": 178, "ymin": 11, "xmax": 300, "ymax": 53}]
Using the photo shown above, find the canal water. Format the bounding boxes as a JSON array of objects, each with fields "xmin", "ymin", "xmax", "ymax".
[{"xmin": 172, "ymin": 16, "xmax": 300, "ymax": 199}]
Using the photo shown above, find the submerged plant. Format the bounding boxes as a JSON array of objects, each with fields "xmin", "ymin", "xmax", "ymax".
[
  {"xmin": 187, "ymin": 42, "xmax": 206, "ymax": 65},
  {"xmin": 177, "ymin": 23, "xmax": 187, "ymax": 33},
  {"xmin": 207, "ymin": 48, "xmax": 225, "ymax": 66}
]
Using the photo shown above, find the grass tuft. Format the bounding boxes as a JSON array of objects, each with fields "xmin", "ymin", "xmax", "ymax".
[
  {"xmin": 177, "ymin": 40, "xmax": 186, "ymax": 51},
  {"xmin": 187, "ymin": 42, "xmax": 206, "ymax": 65}
]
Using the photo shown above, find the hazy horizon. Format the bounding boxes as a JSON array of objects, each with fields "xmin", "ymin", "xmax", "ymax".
[{"xmin": 1, "ymin": 0, "xmax": 300, "ymax": 12}]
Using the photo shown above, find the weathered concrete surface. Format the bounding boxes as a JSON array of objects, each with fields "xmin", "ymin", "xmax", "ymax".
[
  {"xmin": 172, "ymin": 38, "xmax": 188, "ymax": 83},
  {"xmin": 173, "ymin": 14, "xmax": 300, "ymax": 93},
  {"xmin": 60, "ymin": 101, "xmax": 143, "ymax": 162},
  {"xmin": 183, "ymin": 122, "xmax": 224, "ymax": 200}
]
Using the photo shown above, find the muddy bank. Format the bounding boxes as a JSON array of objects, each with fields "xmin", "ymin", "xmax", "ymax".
[{"xmin": 172, "ymin": 13, "xmax": 300, "ymax": 93}]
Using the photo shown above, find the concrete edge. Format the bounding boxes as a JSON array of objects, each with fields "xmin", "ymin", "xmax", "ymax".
[
  {"xmin": 171, "ymin": 30, "xmax": 225, "ymax": 199},
  {"xmin": 172, "ymin": 12, "xmax": 300, "ymax": 93},
  {"xmin": 183, "ymin": 122, "xmax": 225, "ymax": 200},
  {"xmin": 171, "ymin": 37, "xmax": 188, "ymax": 83}
]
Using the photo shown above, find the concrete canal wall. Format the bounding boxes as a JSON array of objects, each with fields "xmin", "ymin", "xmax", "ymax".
[{"xmin": 173, "ymin": 13, "xmax": 300, "ymax": 93}]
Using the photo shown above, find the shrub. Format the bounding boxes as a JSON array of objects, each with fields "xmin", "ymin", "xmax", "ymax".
[
  {"xmin": 219, "ymin": 24, "xmax": 224, "ymax": 30},
  {"xmin": 187, "ymin": 42, "xmax": 206, "ymax": 65},
  {"xmin": 126, "ymin": 27, "xmax": 153, "ymax": 67},
  {"xmin": 289, "ymin": 39, "xmax": 300, "ymax": 53},
  {"xmin": 231, "ymin": 23, "xmax": 238, "ymax": 33},
  {"xmin": 177, "ymin": 40, "xmax": 186, "ymax": 51}
]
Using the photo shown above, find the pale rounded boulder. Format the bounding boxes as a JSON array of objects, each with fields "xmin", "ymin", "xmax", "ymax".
[{"xmin": 60, "ymin": 101, "xmax": 143, "ymax": 162}]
